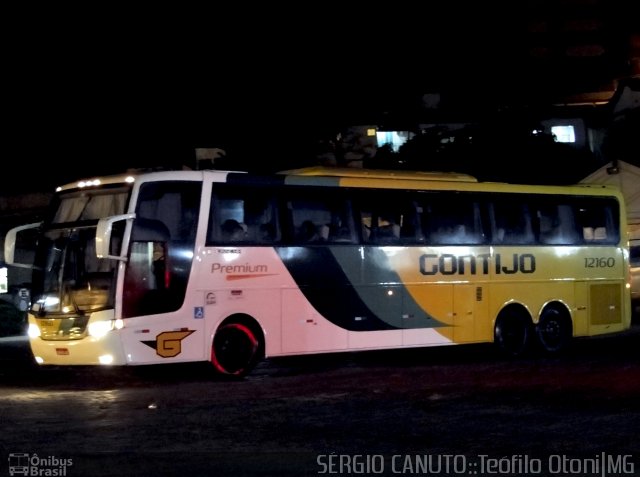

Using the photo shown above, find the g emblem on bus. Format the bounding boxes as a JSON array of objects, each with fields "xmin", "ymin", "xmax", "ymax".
[{"xmin": 142, "ymin": 330, "xmax": 195, "ymax": 358}]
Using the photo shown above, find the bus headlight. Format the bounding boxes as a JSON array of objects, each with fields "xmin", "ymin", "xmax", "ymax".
[
  {"xmin": 88, "ymin": 320, "xmax": 114, "ymax": 339},
  {"xmin": 98, "ymin": 354, "xmax": 114, "ymax": 365},
  {"xmin": 28, "ymin": 323, "xmax": 41, "ymax": 338}
]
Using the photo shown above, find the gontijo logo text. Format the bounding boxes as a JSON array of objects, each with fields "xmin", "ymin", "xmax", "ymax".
[{"xmin": 420, "ymin": 253, "xmax": 536, "ymax": 275}]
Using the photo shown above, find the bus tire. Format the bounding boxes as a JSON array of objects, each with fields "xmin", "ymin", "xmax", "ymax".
[
  {"xmin": 536, "ymin": 306, "xmax": 572, "ymax": 354},
  {"xmin": 494, "ymin": 309, "xmax": 531, "ymax": 357},
  {"xmin": 211, "ymin": 323, "xmax": 260, "ymax": 377}
]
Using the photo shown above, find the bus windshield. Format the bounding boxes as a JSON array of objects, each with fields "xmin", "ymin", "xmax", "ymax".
[
  {"xmin": 33, "ymin": 226, "xmax": 117, "ymax": 315},
  {"xmin": 31, "ymin": 186, "xmax": 130, "ymax": 317},
  {"xmin": 49, "ymin": 188, "xmax": 129, "ymax": 224}
]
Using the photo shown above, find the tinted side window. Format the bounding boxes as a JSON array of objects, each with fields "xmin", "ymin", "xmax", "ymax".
[
  {"xmin": 490, "ymin": 198, "xmax": 535, "ymax": 244},
  {"xmin": 575, "ymin": 197, "xmax": 620, "ymax": 245},
  {"xmin": 283, "ymin": 187, "xmax": 355, "ymax": 244},
  {"xmin": 533, "ymin": 196, "xmax": 619, "ymax": 245},
  {"xmin": 207, "ymin": 186, "xmax": 279, "ymax": 245},
  {"xmin": 418, "ymin": 193, "xmax": 485, "ymax": 245},
  {"xmin": 357, "ymin": 190, "xmax": 422, "ymax": 245}
]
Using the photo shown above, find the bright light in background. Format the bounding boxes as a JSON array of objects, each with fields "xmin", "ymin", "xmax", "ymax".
[
  {"xmin": 376, "ymin": 131, "xmax": 414, "ymax": 152},
  {"xmin": 551, "ymin": 125, "xmax": 576, "ymax": 143}
]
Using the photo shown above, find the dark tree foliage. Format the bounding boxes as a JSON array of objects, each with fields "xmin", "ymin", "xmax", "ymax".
[{"xmin": 365, "ymin": 113, "xmax": 602, "ymax": 185}]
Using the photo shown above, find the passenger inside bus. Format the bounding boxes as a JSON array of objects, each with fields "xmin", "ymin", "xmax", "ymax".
[
  {"xmin": 377, "ymin": 216, "xmax": 400, "ymax": 240},
  {"xmin": 221, "ymin": 219, "xmax": 247, "ymax": 242},
  {"xmin": 297, "ymin": 220, "xmax": 323, "ymax": 243}
]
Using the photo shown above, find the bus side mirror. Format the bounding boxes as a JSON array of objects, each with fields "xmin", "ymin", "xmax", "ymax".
[
  {"xmin": 96, "ymin": 213, "xmax": 135, "ymax": 261},
  {"xmin": 3, "ymin": 222, "xmax": 42, "ymax": 268}
]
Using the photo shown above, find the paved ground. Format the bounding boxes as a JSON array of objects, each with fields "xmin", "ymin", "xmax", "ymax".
[{"xmin": 1, "ymin": 325, "xmax": 639, "ymax": 477}]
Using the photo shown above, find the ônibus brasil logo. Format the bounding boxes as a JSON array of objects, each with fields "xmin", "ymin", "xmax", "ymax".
[{"xmin": 8, "ymin": 453, "xmax": 73, "ymax": 476}]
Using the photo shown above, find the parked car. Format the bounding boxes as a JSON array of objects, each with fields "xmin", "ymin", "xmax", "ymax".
[{"xmin": 0, "ymin": 299, "xmax": 25, "ymax": 337}]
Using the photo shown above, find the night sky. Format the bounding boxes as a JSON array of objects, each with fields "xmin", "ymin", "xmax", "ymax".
[{"xmin": 2, "ymin": 2, "xmax": 635, "ymax": 194}]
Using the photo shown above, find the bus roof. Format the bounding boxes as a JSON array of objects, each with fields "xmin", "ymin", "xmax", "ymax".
[
  {"xmin": 278, "ymin": 166, "xmax": 478, "ymax": 183},
  {"xmin": 54, "ymin": 167, "xmax": 624, "ymax": 200}
]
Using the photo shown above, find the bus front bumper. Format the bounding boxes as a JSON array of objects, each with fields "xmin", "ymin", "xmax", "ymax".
[{"xmin": 29, "ymin": 332, "xmax": 127, "ymax": 366}]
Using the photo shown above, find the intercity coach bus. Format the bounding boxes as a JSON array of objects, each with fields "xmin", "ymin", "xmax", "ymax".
[{"xmin": 4, "ymin": 167, "xmax": 632, "ymax": 376}]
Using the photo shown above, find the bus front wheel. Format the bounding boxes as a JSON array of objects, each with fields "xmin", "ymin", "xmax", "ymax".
[
  {"xmin": 494, "ymin": 311, "xmax": 531, "ymax": 357},
  {"xmin": 211, "ymin": 323, "xmax": 260, "ymax": 377},
  {"xmin": 536, "ymin": 307, "xmax": 572, "ymax": 353}
]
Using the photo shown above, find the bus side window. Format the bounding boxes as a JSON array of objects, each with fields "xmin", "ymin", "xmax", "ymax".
[
  {"xmin": 491, "ymin": 200, "xmax": 534, "ymax": 245},
  {"xmin": 358, "ymin": 192, "xmax": 420, "ymax": 245},
  {"xmin": 422, "ymin": 195, "xmax": 484, "ymax": 245},
  {"xmin": 577, "ymin": 199, "xmax": 618, "ymax": 244},
  {"xmin": 286, "ymin": 192, "xmax": 335, "ymax": 245},
  {"xmin": 537, "ymin": 204, "xmax": 580, "ymax": 245}
]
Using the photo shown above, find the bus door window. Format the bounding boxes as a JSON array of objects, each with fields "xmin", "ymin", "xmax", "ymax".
[
  {"xmin": 123, "ymin": 181, "xmax": 201, "ymax": 318},
  {"xmin": 123, "ymin": 218, "xmax": 170, "ymax": 317}
]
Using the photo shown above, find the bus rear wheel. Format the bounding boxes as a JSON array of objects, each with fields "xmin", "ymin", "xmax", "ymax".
[
  {"xmin": 211, "ymin": 323, "xmax": 260, "ymax": 377},
  {"xmin": 536, "ymin": 307, "xmax": 572, "ymax": 353},
  {"xmin": 494, "ymin": 311, "xmax": 531, "ymax": 357}
]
